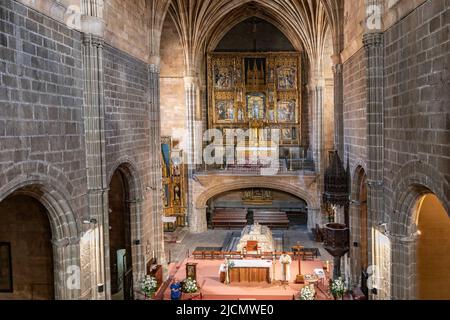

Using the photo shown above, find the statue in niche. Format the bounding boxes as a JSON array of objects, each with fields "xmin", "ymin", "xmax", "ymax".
[{"xmin": 174, "ymin": 184, "xmax": 181, "ymax": 205}]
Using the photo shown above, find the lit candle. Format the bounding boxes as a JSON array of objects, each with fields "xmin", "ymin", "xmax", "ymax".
[{"xmin": 152, "ymin": 250, "xmax": 155, "ymax": 259}]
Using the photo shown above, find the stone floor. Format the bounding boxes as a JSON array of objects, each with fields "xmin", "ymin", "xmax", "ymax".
[{"xmin": 164, "ymin": 225, "xmax": 333, "ymax": 263}]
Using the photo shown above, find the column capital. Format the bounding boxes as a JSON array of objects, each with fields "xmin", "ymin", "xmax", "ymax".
[
  {"xmin": 184, "ymin": 76, "xmax": 199, "ymax": 88},
  {"xmin": 363, "ymin": 32, "xmax": 384, "ymax": 49},
  {"xmin": 148, "ymin": 55, "xmax": 161, "ymax": 68},
  {"xmin": 81, "ymin": 15, "xmax": 105, "ymax": 38}
]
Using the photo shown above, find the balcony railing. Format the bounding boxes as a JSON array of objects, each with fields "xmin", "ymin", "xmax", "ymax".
[{"xmin": 194, "ymin": 159, "xmax": 315, "ymax": 175}]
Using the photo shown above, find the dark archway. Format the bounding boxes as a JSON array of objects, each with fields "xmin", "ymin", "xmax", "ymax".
[
  {"xmin": 207, "ymin": 188, "xmax": 308, "ymax": 228},
  {"xmin": 0, "ymin": 194, "xmax": 54, "ymax": 300},
  {"xmin": 108, "ymin": 169, "xmax": 133, "ymax": 300},
  {"xmin": 358, "ymin": 172, "xmax": 369, "ymax": 296}
]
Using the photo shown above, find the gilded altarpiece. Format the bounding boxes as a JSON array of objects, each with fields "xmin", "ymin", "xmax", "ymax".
[
  {"xmin": 207, "ymin": 53, "xmax": 302, "ymax": 146},
  {"xmin": 161, "ymin": 137, "xmax": 186, "ymax": 231}
]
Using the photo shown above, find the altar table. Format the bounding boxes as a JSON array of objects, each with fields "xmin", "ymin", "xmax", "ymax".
[{"xmin": 220, "ymin": 260, "xmax": 273, "ymax": 284}]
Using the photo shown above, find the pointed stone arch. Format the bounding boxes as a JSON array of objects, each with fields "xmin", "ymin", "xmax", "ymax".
[
  {"xmin": 0, "ymin": 162, "xmax": 80, "ymax": 300},
  {"xmin": 106, "ymin": 158, "xmax": 145, "ymax": 296}
]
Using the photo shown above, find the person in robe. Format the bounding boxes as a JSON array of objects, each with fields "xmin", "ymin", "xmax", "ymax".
[
  {"xmin": 170, "ymin": 279, "xmax": 182, "ymax": 300},
  {"xmin": 279, "ymin": 252, "xmax": 292, "ymax": 283}
]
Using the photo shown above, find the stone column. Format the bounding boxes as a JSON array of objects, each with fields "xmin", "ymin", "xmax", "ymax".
[
  {"xmin": 184, "ymin": 76, "xmax": 201, "ymax": 233},
  {"xmin": 307, "ymin": 207, "xmax": 322, "ymax": 231},
  {"xmin": 363, "ymin": 33, "xmax": 384, "ymax": 280},
  {"xmin": 308, "ymin": 74, "xmax": 325, "ymax": 175},
  {"xmin": 349, "ymin": 201, "xmax": 362, "ymax": 286},
  {"xmin": 390, "ymin": 233, "xmax": 417, "ymax": 300},
  {"xmin": 363, "ymin": 32, "xmax": 384, "ymax": 225},
  {"xmin": 332, "ymin": 55, "xmax": 344, "ymax": 157},
  {"xmin": 191, "ymin": 206, "xmax": 208, "ymax": 234},
  {"xmin": 80, "ymin": 0, "xmax": 108, "ymax": 300},
  {"xmin": 148, "ymin": 57, "xmax": 166, "ymax": 267}
]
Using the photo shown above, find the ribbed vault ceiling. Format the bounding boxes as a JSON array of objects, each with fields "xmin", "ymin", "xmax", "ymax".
[{"xmin": 161, "ymin": 0, "xmax": 343, "ymax": 74}]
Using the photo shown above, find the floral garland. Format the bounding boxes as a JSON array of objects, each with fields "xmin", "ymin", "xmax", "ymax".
[
  {"xmin": 141, "ymin": 276, "xmax": 158, "ymax": 298},
  {"xmin": 182, "ymin": 277, "xmax": 198, "ymax": 293},
  {"xmin": 330, "ymin": 277, "xmax": 346, "ymax": 299},
  {"xmin": 300, "ymin": 285, "xmax": 315, "ymax": 301}
]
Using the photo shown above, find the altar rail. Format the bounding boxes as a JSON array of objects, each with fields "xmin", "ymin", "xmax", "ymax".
[
  {"xmin": 191, "ymin": 250, "xmax": 318, "ymax": 261},
  {"xmin": 195, "ymin": 159, "xmax": 315, "ymax": 175}
]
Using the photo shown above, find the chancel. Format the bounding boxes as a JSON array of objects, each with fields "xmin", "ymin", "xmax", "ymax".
[{"xmin": 0, "ymin": 0, "xmax": 448, "ymax": 302}]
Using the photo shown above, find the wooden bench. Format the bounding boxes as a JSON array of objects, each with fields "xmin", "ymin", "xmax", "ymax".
[
  {"xmin": 253, "ymin": 211, "xmax": 290, "ymax": 229},
  {"xmin": 212, "ymin": 209, "xmax": 248, "ymax": 229}
]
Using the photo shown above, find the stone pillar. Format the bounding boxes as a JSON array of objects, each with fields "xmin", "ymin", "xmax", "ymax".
[
  {"xmin": 191, "ymin": 206, "xmax": 208, "ymax": 234},
  {"xmin": 307, "ymin": 207, "xmax": 322, "ymax": 231},
  {"xmin": 332, "ymin": 55, "xmax": 344, "ymax": 157},
  {"xmin": 363, "ymin": 33, "xmax": 384, "ymax": 281},
  {"xmin": 80, "ymin": 0, "xmax": 107, "ymax": 300},
  {"xmin": 148, "ymin": 58, "xmax": 166, "ymax": 268},
  {"xmin": 184, "ymin": 76, "xmax": 200, "ymax": 233},
  {"xmin": 308, "ymin": 75, "xmax": 325, "ymax": 175},
  {"xmin": 363, "ymin": 32, "xmax": 384, "ymax": 225},
  {"xmin": 349, "ymin": 201, "xmax": 362, "ymax": 286},
  {"xmin": 390, "ymin": 233, "xmax": 417, "ymax": 300}
]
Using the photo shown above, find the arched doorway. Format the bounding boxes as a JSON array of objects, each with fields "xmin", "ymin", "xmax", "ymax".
[
  {"xmin": 108, "ymin": 169, "xmax": 133, "ymax": 300},
  {"xmin": 358, "ymin": 173, "xmax": 369, "ymax": 295},
  {"xmin": 416, "ymin": 194, "xmax": 450, "ymax": 300},
  {"xmin": 0, "ymin": 193, "xmax": 54, "ymax": 300},
  {"xmin": 207, "ymin": 188, "xmax": 308, "ymax": 228}
]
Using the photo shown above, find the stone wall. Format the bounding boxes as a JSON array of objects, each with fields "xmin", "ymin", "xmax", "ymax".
[
  {"xmin": 0, "ymin": 0, "xmax": 88, "ymax": 218},
  {"xmin": 343, "ymin": 49, "xmax": 367, "ymax": 174},
  {"xmin": 103, "ymin": 43, "xmax": 156, "ymax": 281},
  {"xmin": 160, "ymin": 15, "xmax": 186, "ymax": 146},
  {"xmin": 103, "ymin": 0, "xmax": 151, "ymax": 63},
  {"xmin": 383, "ymin": 0, "xmax": 449, "ymax": 217}
]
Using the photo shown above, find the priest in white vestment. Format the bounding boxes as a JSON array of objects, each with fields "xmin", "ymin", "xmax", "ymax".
[{"xmin": 279, "ymin": 253, "xmax": 292, "ymax": 282}]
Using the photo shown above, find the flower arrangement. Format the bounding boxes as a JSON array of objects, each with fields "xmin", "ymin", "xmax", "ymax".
[
  {"xmin": 182, "ymin": 277, "xmax": 198, "ymax": 293},
  {"xmin": 141, "ymin": 276, "xmax": 158, "ymax": 298},
  {"xmin": 300, "ymin": 285, "xmax": 316, "ymax": 301},
  {"xmin": 330, "ymin": 277, "xmax": 346, "ymax": 299}
]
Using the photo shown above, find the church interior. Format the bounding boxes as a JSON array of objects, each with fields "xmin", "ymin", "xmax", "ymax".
[{"xmin": 0, "ymin": 0, "xmax": 448, "ymax": 301}]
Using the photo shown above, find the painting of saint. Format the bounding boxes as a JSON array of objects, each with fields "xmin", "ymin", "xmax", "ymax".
[
  {"xmin": 277, "ymin": 66, "xmax": 297, "ymax": 90},
  {"xmin": 214, "ymin": 65, "xmax": 233, "ymax": 90},
  {"xmin": 246, "ymin": 93, "xmax": 266, "ymax": 120},
  {"xmin": 277, "ymin": 100, "xmax": 296, "ymax": 123},
  {"xmin": 216, "ymin": 100, "xmax": 235, "ymax": 122}
]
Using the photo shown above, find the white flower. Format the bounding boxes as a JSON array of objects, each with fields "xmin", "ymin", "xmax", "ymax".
[
  {"xmin": 182, "ymin": 277, "xmax": 198, "ymax": 293},
  {"xmin": 300, "ymin": 285, "xmax": 315, "ymax": 301},
  {"xmin": 141, "ymin": 276, "xmax": 158, "ymax": 295}
]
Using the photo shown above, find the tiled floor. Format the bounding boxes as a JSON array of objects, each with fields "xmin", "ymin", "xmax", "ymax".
[{"xmin": 165, "ymin": 225, "xmax": 333, "ymax": 263}]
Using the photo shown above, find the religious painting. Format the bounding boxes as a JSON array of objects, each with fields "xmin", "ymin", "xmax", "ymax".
[
  {"xmin": 277, "ymin": 99, "xmax": 296, "ymax": 123},
  {"xmin": 277, "ymin": 66, "xmax": 297, "ymax": 90},
  {"xmin": 237, "ymin": 107, "xmax": 246, "ymax": 122},
  {"xmin": 281, "ymin": 127, "xmax": 297, "ymax": 142},
  {"xmin": 161, "ymin": 138, "xmax": 171, "ymax": 178},
  {"xmin": 163, "ymin": 184, "xmax": 170, "ymax": 208},
  {"xmin": 0, "ymin": 242, "xmax": 13, "ymax": 293},
  {"xmin": 267, "ymin": 108, "xmax": 276, "ymax": 123},
  {"xmin": 216, "ymin": 100, "xmax": 235, "ymax": 122},
  {"xmin": 247, "ymin": 93, "xmax": 266, "ymax": 120},
  {"xmin": 213, "ymin": 65, "xmax": 233, "ymax": 90}
]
